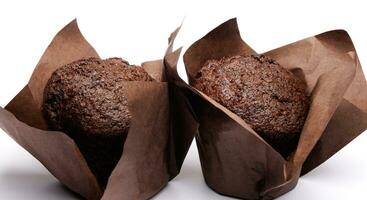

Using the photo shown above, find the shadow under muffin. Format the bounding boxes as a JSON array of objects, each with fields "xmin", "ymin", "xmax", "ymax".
[{"xmin": 43, "ymin": 57, "xmax": 154, "ymax": 188}]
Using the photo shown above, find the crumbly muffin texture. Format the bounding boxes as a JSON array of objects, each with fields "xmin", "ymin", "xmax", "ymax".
[
  {"xmin": 194, "ymin": 55, "xmax": 310, "ymax": 156},
  {"xmin": 43, "ymin": 57, "xmax": 153, "ymax": 135},
  {"xmin": 43, "ymin": 57, "xmax": 153, "ymax": 187}
]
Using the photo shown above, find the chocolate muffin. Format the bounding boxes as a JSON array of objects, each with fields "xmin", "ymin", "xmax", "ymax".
[
  {"xmin": 194, "ymin": 55, "xmax": 310, "ymax": 157},
  {"xmin": 43, "ymin": 57, "xmax": 154, "ymax": 188}
]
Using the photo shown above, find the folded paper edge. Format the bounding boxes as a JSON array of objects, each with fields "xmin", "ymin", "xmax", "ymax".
[
  {"xmin": 2, "ymin": 19, "xmax": 104, "ymax": 199},
  {"xmin": 28, "ymin": 19, "xmax": 99, "ymax": 108},
  {"xmin": 173, "ymin": 18, "xmax": 367, "ymax": 199},
  {"xmin": 0, "ymin": 106, "xmax": 103, "ymax": 199}
]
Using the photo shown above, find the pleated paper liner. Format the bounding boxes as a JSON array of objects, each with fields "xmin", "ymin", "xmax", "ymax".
[
  {"xmin": 164, "ymin": 18, "xmax": 367, "ymax": 199},
  {"xmin": 0, "ymin": 20, "xmax": 195, "ymax": 200}
]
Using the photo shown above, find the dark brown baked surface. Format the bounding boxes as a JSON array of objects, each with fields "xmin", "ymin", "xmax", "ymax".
[
  {"xmin": 43, "ymin": 57, "xmax": 154, "ymax": 188},
  {"xmin": 194, "ymin": 55, "xmax": 310, "ymax": 156}
]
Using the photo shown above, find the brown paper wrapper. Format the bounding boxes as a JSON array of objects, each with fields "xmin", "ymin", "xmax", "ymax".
[
  {"xmin": 0, "ymin": 20, "xmax": 194, "ymax": 200},
  {"xmin": 164, "ymin": 18, "xmax": 367, "ymax": 199}
]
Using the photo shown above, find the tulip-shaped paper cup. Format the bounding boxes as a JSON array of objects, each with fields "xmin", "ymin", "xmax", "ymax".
[
  {"xmin": 0, "ymin": 20, "xmax": 195, "ymax": 200},
  {"xmin": 164, "ymin": 18, "xmax": 367, "ymax": 199}
]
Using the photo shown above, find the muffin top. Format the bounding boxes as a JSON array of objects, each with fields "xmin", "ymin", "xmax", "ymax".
[
  {"xmin": 43, "ymin": 57, "xmax": 154, "ymax": 136},
  {"xmin": 194, "ymin": 55, "xmax": 310, "ymax": 144}
]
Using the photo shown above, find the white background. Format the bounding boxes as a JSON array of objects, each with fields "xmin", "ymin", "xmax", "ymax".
[{"xmin": 0, "ymin": 0, "xmax": 366, "ymax": 199}]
